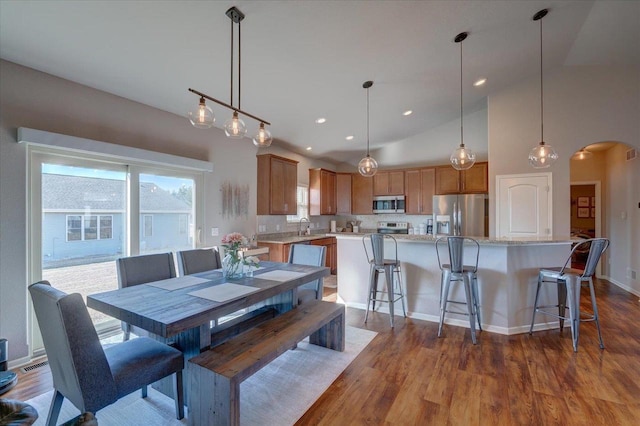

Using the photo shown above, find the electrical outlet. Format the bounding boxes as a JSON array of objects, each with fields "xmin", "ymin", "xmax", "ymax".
[{"xmin": 211, "ymin": 227, "xmax": 219, "ymax": 236}]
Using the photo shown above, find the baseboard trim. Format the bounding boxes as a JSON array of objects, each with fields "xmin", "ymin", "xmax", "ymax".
[{"xmin": 602, "ymin": 275, "xmax": 640, "ymax": 297}]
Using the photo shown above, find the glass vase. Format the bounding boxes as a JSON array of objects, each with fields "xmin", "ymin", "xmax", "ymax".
[{"xmin": 222, "ymin": 253, "xmax": 243, "ymax": 279}]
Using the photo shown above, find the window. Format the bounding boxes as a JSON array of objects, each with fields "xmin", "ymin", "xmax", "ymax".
[
  {"xmin": 179, "ymin": 214, "xmax": 188, "ymax": 234},
  {"xmin": 287, "ymin": 185, "xmax": 309, "ymax": 222},
  {"xmin": 66, "ymin": 215, "xmax": 113, "ymax": 241}
]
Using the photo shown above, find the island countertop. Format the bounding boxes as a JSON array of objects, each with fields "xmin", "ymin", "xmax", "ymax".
[{"xmin": 328, "ymin": 232, "xmax": 576, "ymax": 246}]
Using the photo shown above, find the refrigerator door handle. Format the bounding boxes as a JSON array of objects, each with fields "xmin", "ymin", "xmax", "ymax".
[{"xmin": 453, "ymin": 201, "xmax": 458, "ymax": 236}]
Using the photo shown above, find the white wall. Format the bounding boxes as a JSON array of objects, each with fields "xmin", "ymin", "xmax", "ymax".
[{"xmin": 0, "ymin": 59, "xmax": 330, "ymax": 363}]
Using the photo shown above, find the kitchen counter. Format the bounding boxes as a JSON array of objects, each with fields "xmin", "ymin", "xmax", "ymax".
[
  {"xmin": 335, "ymin": 235, "xmax": 573, "ymax": 335},
  {"xmin": 257, "ymin": 234, "xmax": 332, "ymax": 244},
  {"xmin": 329, "ymin": 232, "xmax": 576, "ymax": 245}
]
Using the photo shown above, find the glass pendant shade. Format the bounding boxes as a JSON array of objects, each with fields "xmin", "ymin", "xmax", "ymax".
[
  {"xmin": 571, "ymin": 148, "xmax": 593, "ymax": 161},
  {"xmin": 188, "ymin": 97, "xmax": 215, "ymax": 129},
  {"xmin": 528, "ymin": 142, "xmax": 558, "ymax": 168},
  {"xmin": 450, "ymin": 144, "xmax": 476, "ymax": 170},
  {"xmin": 358, "ymin": 155, "xmax": 378, "ymax": 177},
  {"xmin": 224, "ymin": 111, "xmax": 247, "ymax": 139},
  {"xmin": 252, "ymin": 123, "xmax": 273, "ymax": 147}
]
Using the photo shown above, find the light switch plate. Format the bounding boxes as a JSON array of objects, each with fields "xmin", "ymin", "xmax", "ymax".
[{"xmin": 211, "ymin": 227, "xmax": 219, "ymax": 236}]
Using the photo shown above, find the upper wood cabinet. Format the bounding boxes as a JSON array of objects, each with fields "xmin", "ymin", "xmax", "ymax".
[
  {"xmin": 373, "ymin": 171, "xmax": 405, "ymax": 195},
  {"xmin": 435, "ymin": 162, "xmax": 488, "ymax": 195},
  {"xmin": 309, "ymin": 168, "xmax": 336, "ymax": 215},
  {"xmin": 351, "ymin": 174, "xmax": 373, "ymax": 214},
  {"xmin": 405, "ymin": 168, "xmax": 435, "ymax": 215},
  {"xmin": 257, "ymin": 154, "xmax": 298, "ymax": 215},
  {"xmin": 336, "ymin": 173, "xmax": 352, "ymax": 215}
]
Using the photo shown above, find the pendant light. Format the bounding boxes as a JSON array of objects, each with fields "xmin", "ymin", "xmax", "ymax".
[
  {"xmin": 358, "ymin": 81, "xmax": 378, "ymax": 177},
  {"xmin": 450, "ymin": 32, "xmax": 476, "ymax": 171},
  {"xmin": 528, "ymin": 9, "xmax": 558, "ymax": 168},
  {"xmin": 571, "ymin": 147, "xmax": 593, "ymax": 160},
  {"xmin": 188, "ymin": 7, "xmax": 271, "ymax": 144}
]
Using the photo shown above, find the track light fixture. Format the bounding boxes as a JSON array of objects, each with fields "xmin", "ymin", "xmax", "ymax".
[{"xmin": 188, "ymin": 6, "xmax": 272, "ymax": 146}]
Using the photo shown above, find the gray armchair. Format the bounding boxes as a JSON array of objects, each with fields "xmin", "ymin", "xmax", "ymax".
[
  {"xmin": 288, "ymin": 244, "xmax": 326, "ymax": 304},
  {"xmin": 176, "ymin": 247, "xmax": 222, "ymax": 276},
  {"xmin": 116, "ymin": 253, "xmax": 176, "ymax": 340},
  {"xmin": 29, "ymin": 281, "xmax": 184, "ymax": 426}
]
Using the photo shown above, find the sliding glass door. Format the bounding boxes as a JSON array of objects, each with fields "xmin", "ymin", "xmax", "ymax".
[{"xmin": 30, "ymin": 150, "xmax": 202, "ymax": 351}]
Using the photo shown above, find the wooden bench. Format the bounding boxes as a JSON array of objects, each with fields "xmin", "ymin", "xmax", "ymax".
[{"xmin": 187, "ymin": 299, "xmax": 345, "ymax": 426}]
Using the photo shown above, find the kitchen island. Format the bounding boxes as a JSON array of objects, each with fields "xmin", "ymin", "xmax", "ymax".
[{"xmin": 333, "ymin": 233, "xmax": 575, "ymax": 335}]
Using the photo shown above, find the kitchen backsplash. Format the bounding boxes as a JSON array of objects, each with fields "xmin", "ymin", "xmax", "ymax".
[{"xmin": 257, "ymin": 214, "xmax": 433, "ymax": 235}]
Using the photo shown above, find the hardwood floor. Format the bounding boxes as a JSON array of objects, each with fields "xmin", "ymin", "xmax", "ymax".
[{"xmin": 5, "ymin": 278, "xmax": 639, "ymax": 425}]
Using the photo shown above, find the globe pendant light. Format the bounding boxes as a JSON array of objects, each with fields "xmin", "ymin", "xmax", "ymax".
[
  {"xmin": 252, "ymin": 122, "xmax": 273, "ymax": 147},
  {"xmin": 224, "ymin": 111, "xmax": 247, "ymax": 139},
  {"xmin": 358, "ymin": 81, "xmax": 378, "ymax": 177},
  {"xmin": 528, "ymin": 9, "xmax": 558, "ymax": 168},
  {"xmin": 188, "ymin": 96, "xmax": 215, "ymax": 129},
  {"xmin": 450, "ymin": 32, "xmax": 476, "ymax": 171}
]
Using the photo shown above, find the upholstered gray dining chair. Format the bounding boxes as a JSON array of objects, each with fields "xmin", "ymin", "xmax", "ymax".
[
  {"xmin": 288, "ymin": 244, "xmax": 326, "ymax": 304},
  {"xmin": 29, "ymin": 281, "xmax": 184, "ymax": 426},
  {"xmin": 176, "ymin": 247, "xmax": 222, "ymax": 276},
  {"xmin": 116, "ymin": 253, "xmax": 176, "ymax": 340}
]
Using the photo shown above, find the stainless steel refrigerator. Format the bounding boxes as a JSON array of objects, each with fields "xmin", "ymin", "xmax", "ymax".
[{"xmin": 432, "ymin": 194, "xmax": 487, "ymax": 237}]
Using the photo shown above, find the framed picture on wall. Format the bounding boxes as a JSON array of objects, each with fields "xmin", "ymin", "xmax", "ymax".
[
  {"xmin": 591, "ymin": 207, "xmax": 596, "ymax": 218},
  {"xmin": 577, "ymin": 196, "xmax": 590, "ymax": 207},
  {"xmin": 577, "ymin": 207, "xmax": 590, "ymax": 218}
]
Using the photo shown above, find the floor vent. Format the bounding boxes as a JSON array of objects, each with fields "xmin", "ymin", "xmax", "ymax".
[
  {"xmin": 20, "ymin": 360, "xmax": 48, "ymax": 373},
  {"xmin": 626, "ymin": 148, "xmax": 637, "ymax": 161}
]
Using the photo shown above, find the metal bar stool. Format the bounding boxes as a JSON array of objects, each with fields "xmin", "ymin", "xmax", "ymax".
[
  {"xmin": 529, "ymin": 238, "xmax": 609, "ymax": 352},
  {"xmin": 363, "ymin": 233, "xmax": 407, "ymax": 328},
  {"xmin": 436, "ymin": 236, "xmax": 481, "ymax": 344}
]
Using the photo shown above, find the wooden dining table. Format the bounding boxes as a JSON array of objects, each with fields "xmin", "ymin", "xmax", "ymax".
[{"xmin": 87, "ymin": 260, "xmax": 330, "ymax": 402}]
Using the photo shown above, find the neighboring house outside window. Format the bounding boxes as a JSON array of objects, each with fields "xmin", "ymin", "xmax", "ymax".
[
  {"xmin": 143, "ymin": 214, "xmax": 153, "ymax": 238},
  {"xmin": 287, "ymin": 185, "xmax": 309, "ymax": 223},
  {"xmin": 179, "ymin": 214, "xmax": 187, "ymax": 235}
]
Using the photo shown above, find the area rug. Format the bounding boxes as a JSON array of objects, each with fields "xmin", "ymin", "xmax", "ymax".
[{"xmin": 26, "ymin": 325, "xmax": 376, "ymax": 425}]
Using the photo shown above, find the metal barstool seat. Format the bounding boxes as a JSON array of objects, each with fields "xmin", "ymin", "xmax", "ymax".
[
  {"xmin": 363, "ymin": 234, "xmax": 407, "ymax": 328},
  {"xmin": 529, "ymin": 238, "xmax": 609, "ymax": 352},
  {"xmin": 436, "ymin": 236, "xmax": 481, "ymax": 344}
]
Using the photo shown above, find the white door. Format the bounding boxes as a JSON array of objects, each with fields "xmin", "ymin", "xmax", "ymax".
[{"xmin": 496, "ymin": 173, "xmax": 552, "ymax": 238}]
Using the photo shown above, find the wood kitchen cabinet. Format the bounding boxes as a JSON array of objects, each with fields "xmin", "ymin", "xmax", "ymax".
[
  {"xmin": 336, "ymin": 173, "xmax": 352, "ymax": 215},
  {"xmin": 405, "ymin": 167, "xmax": 435, "ymax": 214},
  {"xmin": 255, "ymin": 242, "xmax": 291, "ymax": 263},
  {"xmin": 435, "ymin": 162, "xmax": 488, "ymax": 194},
  {"xmin": 311, "ymin": 237, "xmax": 337, "ymax": 274},
  {"xmin": 351, "ymin": 173, "xmax": 373, "ymax": 214},
  {"xmin": 373, "ymin": 170, "xmax": 404, "ymax": 195},
  {"xmin": 309, "ymin": 168, "xmax": 336, "ymax": 215},
  {"xmin": 257, "ymin": 154, "xmax": 298, "ymax": 215}
]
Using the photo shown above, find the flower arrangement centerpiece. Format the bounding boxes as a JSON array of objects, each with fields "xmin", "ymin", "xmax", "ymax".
[{"xmin": 221, "ymin": 232, "xmax": 248, "ymax": 278}]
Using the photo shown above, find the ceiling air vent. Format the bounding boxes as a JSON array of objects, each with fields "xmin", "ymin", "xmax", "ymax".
[{"xmin": 626, "ymin": 148, "xmax": 637, "ymax": 161}]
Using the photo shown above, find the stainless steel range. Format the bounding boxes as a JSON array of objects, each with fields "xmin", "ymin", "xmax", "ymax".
[{"xmin": 376, "ymin": 221, "xmax": 409, "ymax": 234}]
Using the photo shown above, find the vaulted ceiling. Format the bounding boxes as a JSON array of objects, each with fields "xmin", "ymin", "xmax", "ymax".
[{"xmin": 1, "ymin": 1, "xmax": 638, "ymax": 164}]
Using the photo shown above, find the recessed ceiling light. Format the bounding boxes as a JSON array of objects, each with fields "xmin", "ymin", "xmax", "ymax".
[
  {"xmin": 345, "ymin": 135, "xmax": 354, "ymax": 141},
  {"xmin": 473, "ymin": 78, "xmax": 487, "ymax": 87},
  {"xmin": 315, "ymin": 117, "xmax": 326, "ymax": 124},
  {"xmin": 402, "ymin": 110, "xmax": 413, "ymax": 116},
  {"xmin": 306, "ymin": 147, "xmax": 312, "ymax": 151}
]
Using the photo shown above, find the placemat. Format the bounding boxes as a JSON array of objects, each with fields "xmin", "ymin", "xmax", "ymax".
[
  {"xmin": 146, "ymin": 276, "xmax": 209, "ymax": 291},
  {"xmin": 188, "ymin": 283, "xmax": 259, "ymax": 302},
  {"xmin": 254, "ymin": 270, "xmax": 308, "ymax": 282}
]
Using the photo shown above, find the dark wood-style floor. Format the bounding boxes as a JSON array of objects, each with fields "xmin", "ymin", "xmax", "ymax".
[{"xmin": 5, "ymin": 278, "xmax": 640, "ymax": 425}]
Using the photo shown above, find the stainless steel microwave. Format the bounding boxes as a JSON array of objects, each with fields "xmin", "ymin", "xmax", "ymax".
[{"xmin": 372, "ymin": 195, "xmax": 405, "ymax": 214}]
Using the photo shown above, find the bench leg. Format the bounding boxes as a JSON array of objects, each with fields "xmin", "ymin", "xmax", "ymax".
[
  {"xmin": 188, "ymin": 363, "xmax": 240, "ymax": 426},
  {"xmin": 309, "ymin": 311, "xmax": 345, "ymax": 351}
]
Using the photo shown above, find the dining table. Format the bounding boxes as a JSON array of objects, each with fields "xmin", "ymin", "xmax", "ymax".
[{"xmin": 87, "ymin": 260, "xmax": 330, "ymax": 403}]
